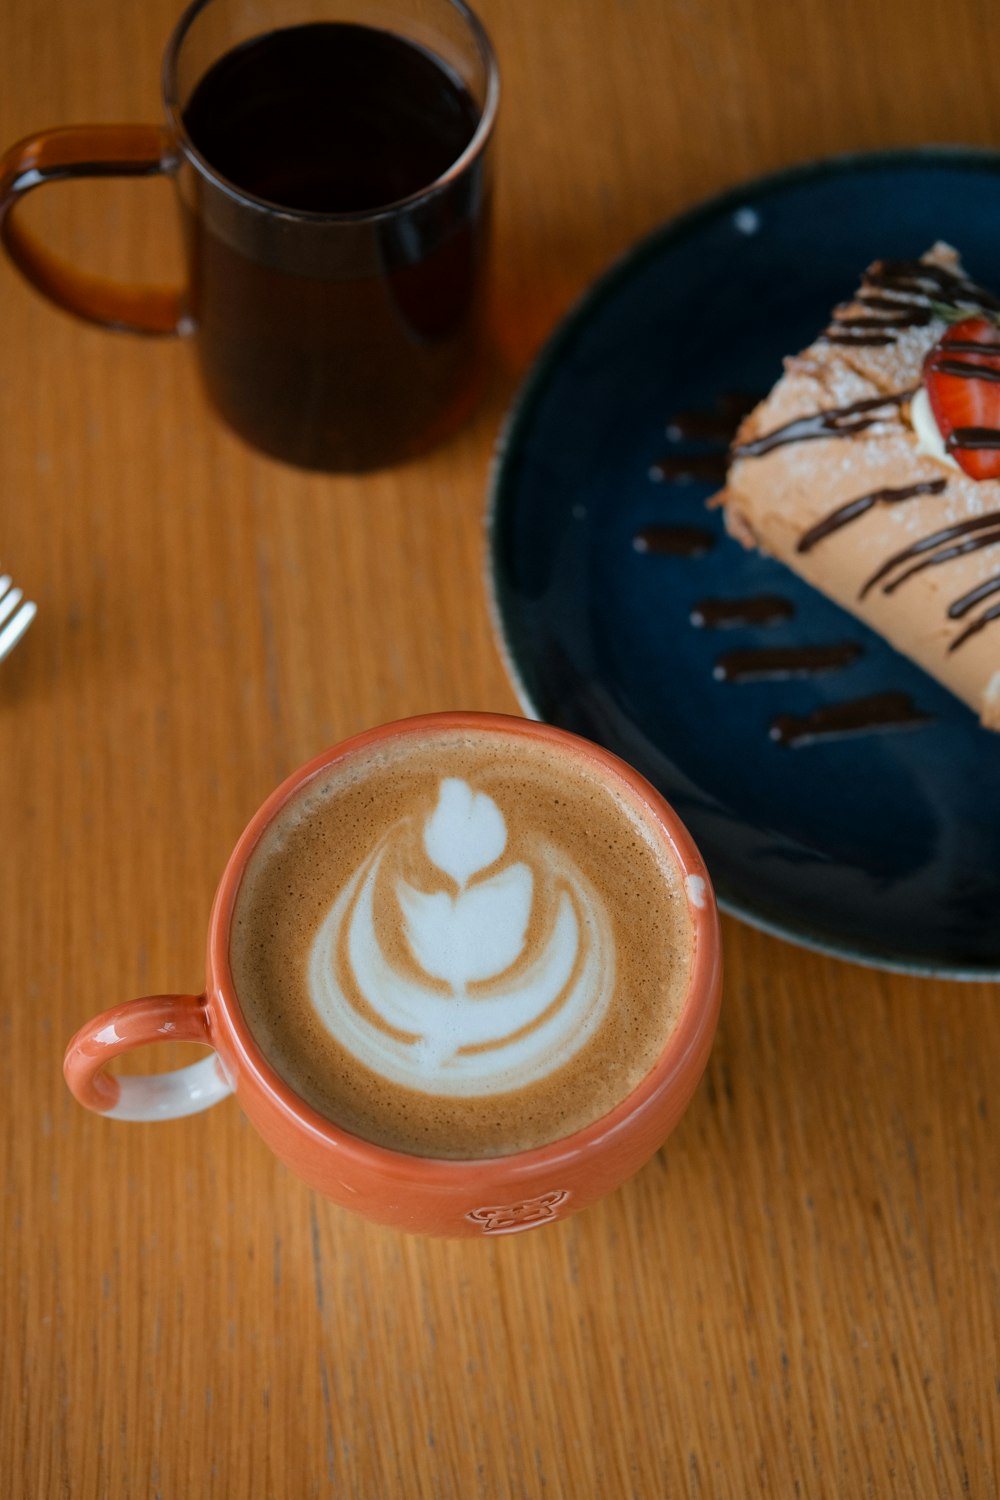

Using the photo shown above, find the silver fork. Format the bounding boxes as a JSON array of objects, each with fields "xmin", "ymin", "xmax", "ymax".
[{"xmin": 0, "ymin": 574, "xmax": 37, "ymax": 662}]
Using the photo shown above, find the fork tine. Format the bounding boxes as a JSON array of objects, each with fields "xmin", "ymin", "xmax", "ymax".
[
  {"xmin": 0, "ymin": 576, "xmax": 11, "ymax": 600},
  {"xmin": 0, "ymin": 587, "xmax": 23, "ymax": 628},
  {"xmin": 0, "ymin": 601, "xmax": 36, "ymax": 662}
]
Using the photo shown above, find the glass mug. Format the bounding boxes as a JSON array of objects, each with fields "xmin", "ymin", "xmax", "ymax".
[
  {"xmin": 63, "ymin": 713, "xmax": 723, "ymax": 1238},
  {"xmin": 0, "ymin": 0, "xmax": 498, "ymax": 473}
]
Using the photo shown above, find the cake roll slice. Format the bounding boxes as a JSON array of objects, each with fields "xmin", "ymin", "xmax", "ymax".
[{"xmin": 716, "ymin": 242, "xmax": 1000, "ymax": 729}]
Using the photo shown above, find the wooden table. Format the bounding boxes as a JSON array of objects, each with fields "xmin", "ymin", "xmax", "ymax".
[{"xmin": 2, "ymin": 0, "xmax": 998, "ymax": 1493}]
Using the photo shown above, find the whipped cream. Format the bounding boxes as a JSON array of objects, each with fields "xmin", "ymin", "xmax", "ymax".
[{"xmin": 909, "ymin": 385, "xmax": 961, "ymax": 472}]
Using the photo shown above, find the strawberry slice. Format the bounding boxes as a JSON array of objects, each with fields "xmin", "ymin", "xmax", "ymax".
[{"xmin": 924, "ymin": 316, "xmax": 1000, "ymax": 480}]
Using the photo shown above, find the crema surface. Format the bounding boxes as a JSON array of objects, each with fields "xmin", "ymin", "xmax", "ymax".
[{"xmin": 229, "ymin": 729, "xmax": 693, "ymax": 1158}]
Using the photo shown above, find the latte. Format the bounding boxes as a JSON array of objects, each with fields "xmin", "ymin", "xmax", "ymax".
[{"xmin": 229, "ymin": 724, "xmax": 694, "ymax": 1158}]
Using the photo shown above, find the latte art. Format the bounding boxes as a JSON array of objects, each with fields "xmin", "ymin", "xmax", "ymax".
[
  {"xmin": 308, "ymin": 778, "xmax": 615, "ymax": 1094},
  {"xmin": 230, "ymin": 726, "xmax": 693, "ymax": 1158}
]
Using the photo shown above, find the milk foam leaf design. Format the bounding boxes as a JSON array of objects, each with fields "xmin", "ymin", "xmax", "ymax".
[
  {"xmin": 307, "ymin": 777, "xmax": 618, "ymax": 1097},
  {"xmin": 345, "ymin": 855, "xmax": 582, "ymax": 1055},
  {"xmin": 423, "ymin": 777, "xmax": 507, "ymax": 887},
  {"xmin": 398, "ymin": 863, "xmax": 534, "ymax": 988}
]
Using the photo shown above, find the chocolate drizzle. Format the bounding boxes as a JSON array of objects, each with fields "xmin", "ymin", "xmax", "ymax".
[
  {"xmin": 819, "ymin": 256, "xmax": 1000, "ymax": 347},
  {"xmin": 823, "ymin": 333, "xmax": 895, "ymax": 347},
  {"xmin": 824, "ymin": 311, "xmax": 933, "ymax": 347},
  {"xmin": 834, "ymin": 313, "xmax": 934, "ymax": 331},
  {"xmin": 860, "ymin": 511, "xmax": 1000, "ymax": 598},
  {"xmin": 770, "ymin": 692, "xmax": 934, "ymax": 747},
  {"xmin": 653, "ymin": 391, "xmax": 761, "ymax": 482},
  {"xmin": 690, "ymin": 596, "xmax": 795, "ymax": 628},
  {"xmin": 633, "ymin": 524, "xmax": 715, "ymax": 557},
  {"xmin": 949, "ymin": 571, "xmax": 1000, "ymax": 618},
  {"xmin": 846, "ymin": 507, "xmax": 1000, "ymax": 652},
  {"xmin": 949, "ymin": 427, "xmax": 1000, "ymax": 453},
  {"xmin": 925, "ymin": 331, "xmax": 1000, "ymax": 458},
  {"xmin": 667, "ymin": 392, "xmax": 759, "ymax": 443},
  {"xmin": 932, "ymin": 359, "xmax": 1000, "ymax": 384},
  {"xmin": 862, "ymin": 257, "xmax": 1000, "ymax": 312},
  {"xmin": 714, "ymin": 642, "xmax": 862, "ymax": 682},
  {"xmin": 887, "ymin": 528, "xmax": 1000, "ymax": 593},
  {"xmin": 949, "ymin": 599, "xmax": 1000, "ymax": 652},
  {"xmin": 732, "ymin": 390, "xmax": 913, "ymax": 460},
  {"xmin": 858, "ymin": 294, "xmax": 932, "ymax": 314},
  {"xmin": 797, "ymin": 478, "xmax": 947, "ymax": 554},
  {"xmin": 929, "ymin": 339, "xmax": 1000, "ymax": 355}
]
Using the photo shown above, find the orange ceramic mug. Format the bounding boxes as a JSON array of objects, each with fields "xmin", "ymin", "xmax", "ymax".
[{"xmin": 63, "ymin": 713, "xmax": 722, "ymax": 1236}]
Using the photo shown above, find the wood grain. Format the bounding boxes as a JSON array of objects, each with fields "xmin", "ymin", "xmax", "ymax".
[{"xmin": 2, "ymin": 0, "xmax": 999, "ymax": 1494}]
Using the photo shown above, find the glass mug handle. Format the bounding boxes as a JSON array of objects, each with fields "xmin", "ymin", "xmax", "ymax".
[
  {"xmin": 63, "ymin": 994, "xmax": 233, "ymax": 1121},
  {"xmin": 0, "ymin": 124, "xmax": 186, "ymax": 335}
]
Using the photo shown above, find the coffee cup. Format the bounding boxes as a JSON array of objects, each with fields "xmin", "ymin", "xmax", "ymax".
[
  {"xmin": 0, "ymin": 0, "xmax": 498, "ymax": 473},
  {"xmin": 63, "ymin": 713, "xmax": 722, "ymax": 1236}
]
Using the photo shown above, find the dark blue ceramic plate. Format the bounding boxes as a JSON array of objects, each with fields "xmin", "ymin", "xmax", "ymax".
[{"xmin": 487, "ymin": 149, "xmax": 1000, "ymax": 978}]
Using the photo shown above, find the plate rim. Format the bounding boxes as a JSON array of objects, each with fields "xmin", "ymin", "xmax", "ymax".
[{"xmin": 485, "ymin": 144, "xmax": 1000, "ymax": 982}]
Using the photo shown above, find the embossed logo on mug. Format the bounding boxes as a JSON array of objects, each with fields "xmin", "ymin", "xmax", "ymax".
[
  {"xmin": 465, "ymin": 1190, "xmax": 570, "ymax": 1234},
  {"xmin": 308, "ymin": 777, "xmax": 615, "ymax": 1095}
]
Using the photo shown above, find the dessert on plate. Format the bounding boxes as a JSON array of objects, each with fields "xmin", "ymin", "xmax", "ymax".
[{"xmin": 715, "ymin": 242, "xmax": 1000, "ymax": 729}]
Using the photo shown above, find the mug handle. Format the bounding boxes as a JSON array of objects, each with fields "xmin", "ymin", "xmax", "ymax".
[
  {"xmin": 63, "ymin": 993, "xmax": 233, "ymax": 1121},
  {"xmin": 0, "ymin": 124, "xmax": 187, "ymax": 335}
]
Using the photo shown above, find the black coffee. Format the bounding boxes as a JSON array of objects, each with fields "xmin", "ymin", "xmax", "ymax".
[{"xmin": 181, "ymin": 22, "xmax": 489, "ymax": 471}]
